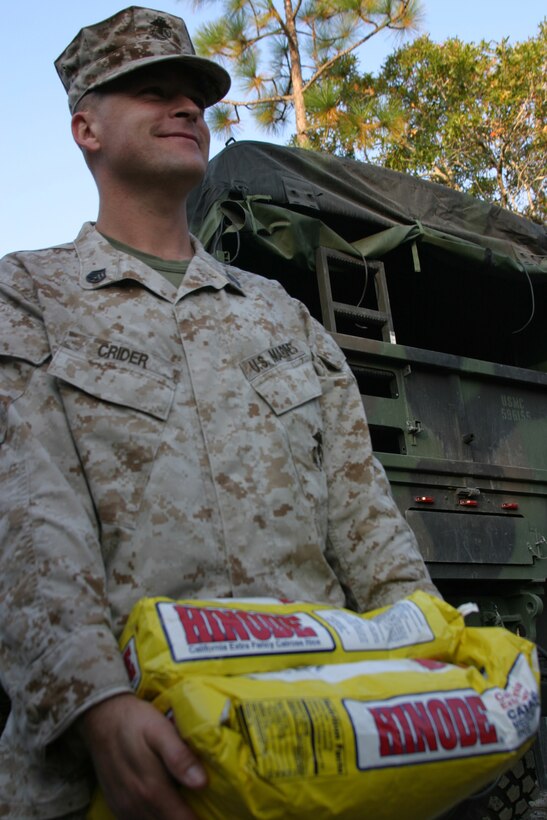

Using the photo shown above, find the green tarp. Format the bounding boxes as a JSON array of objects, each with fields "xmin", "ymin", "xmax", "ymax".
[{"xmin": 188, "ymin": 141, "xmax": 546, "ymax": 279}]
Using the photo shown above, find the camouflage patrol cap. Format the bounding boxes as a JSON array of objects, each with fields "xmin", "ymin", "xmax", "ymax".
[{"xmin": 55, "ymin": 6, "xmax": 231, "ymax": 113}]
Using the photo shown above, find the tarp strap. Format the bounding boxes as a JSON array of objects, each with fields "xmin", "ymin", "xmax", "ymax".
[{"xmin": 411, "ymin": 241, "xmax": 421, "ymax": 273}]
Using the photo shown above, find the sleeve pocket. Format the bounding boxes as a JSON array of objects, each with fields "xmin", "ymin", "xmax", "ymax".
[
  {"xmin": 0, "ymin": 302, "xmax": 50, "ymax": 367},
  {"xmin": 312, "ymin": 325, "xmax": 347, "ymax": 372}
]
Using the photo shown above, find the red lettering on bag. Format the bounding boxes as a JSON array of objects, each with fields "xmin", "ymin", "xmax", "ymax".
[
  {"xmin": 174, "ymin": 605, "xmax": 318, "ymax": 644},
  {"xmin": 399, "ymin": 702, "xmax": 438, "ymax": 752},
  {"xmin": 370, "ymin": 694, "xmax": 496, "ymax": 758},
  {"xmin": 258, "ymin": 613, "xmax": 293, "ymax": 639},
  {"xmin": 429, "ymin": 699, "xmax": 458, "ymax": 750},
  {"xmin": 369, "ymin": 706, "xmax": 405, "ymax": 756},
  {"xmin": 202, "ymin": 610, "xmax": 229, "ymax": 642},
  {"xmin": 289, "ymin": 615, "xmax": 317, "ymax": 639},
  {"xmin": 214, "ymin": 610, "xmax": 252, "ymax": 641},
  {"xmin": 122, "ymin": 644, "xmax": 137, "ymax": 681},
  {"xmin": 370, "ymin": 703, "xmax": 438, "ymax": 755},
  {"xmin": 237, "ymin": 611, "xmax": 271, "ymax": 641},
  {"xmin": 445, "ymin": 698, "xmax": 478, "ymax": 747},
  {"xmin": 174, "ymin": 606, "xmax": 213, "ymax": 644},
  {"xmin": 386, "ymin": 705, "xmax": 424, "ymax": 754},
  {"xmin": 465, "ymin": 696, "xmax": 498, "ymax": 744}
]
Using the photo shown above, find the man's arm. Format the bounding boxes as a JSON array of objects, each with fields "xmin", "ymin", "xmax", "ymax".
[
  {"xmin": 0, "ymin": 254, "xmax": 206, "ymax": 815},
  {"xmin": 308, "ymin": 316, "xmax": 440, "ymax": 612},
  {"xmin": 0, "ymin": 256, "xmax": 130, "ymax": 747}
]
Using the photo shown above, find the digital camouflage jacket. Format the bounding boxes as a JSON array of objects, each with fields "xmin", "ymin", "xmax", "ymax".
[{"xmin": 0, "ymin": 223, "xmax": 437, "ymax": 817}]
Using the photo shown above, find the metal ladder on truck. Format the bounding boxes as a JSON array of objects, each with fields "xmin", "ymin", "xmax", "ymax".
[{"xmin": 315, "ymin": 247, "xmax": 396, "ymax": 345}]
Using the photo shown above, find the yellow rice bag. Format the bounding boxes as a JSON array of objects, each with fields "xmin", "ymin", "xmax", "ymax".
[
  {"xmin": 120, "ymin": 591, "xmax": 465, "ymax": 700},
  {"xmin": 89, "ymin": 594, "xmax": 540, "ymax": 820},
  {"xmin": 88, "ymin": 593, "xmax": 540, "ymax": 820},
  {"xmin": 162, "ymin": 639, "xmax": 539, "ymax": 818}
]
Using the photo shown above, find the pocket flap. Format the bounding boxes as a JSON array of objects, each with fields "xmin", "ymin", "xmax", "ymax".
[
  {"xmin": 48, "ymin": 332, "xmax": 176, "ymax": 420},
  {"xmin": 313, "ymin": 325, "xmax": 346, "ymax": 371},
  {"xmin": 251, "ymin": 358, "xmax": 322, "ymax": 416}
]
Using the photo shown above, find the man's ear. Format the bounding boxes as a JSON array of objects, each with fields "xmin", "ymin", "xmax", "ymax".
[{"xmin": 71, "ymin": 110, "xmax": 101, "ymax": 153}]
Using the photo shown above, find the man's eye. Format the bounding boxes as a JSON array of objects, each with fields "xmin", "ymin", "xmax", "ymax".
[{"xmin": 139, "ymin": 86, "xmax": 165, "ymax": 98}]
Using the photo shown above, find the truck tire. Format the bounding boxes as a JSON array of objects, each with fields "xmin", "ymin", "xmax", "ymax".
[{"xmin": 440, "ymin": 749, "xmax": 539, "ymax": 819}]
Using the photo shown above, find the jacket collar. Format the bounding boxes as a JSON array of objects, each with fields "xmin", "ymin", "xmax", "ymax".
[{"xmin": 74, "ymin": 222, "xmax": 245, "ymax": 301}]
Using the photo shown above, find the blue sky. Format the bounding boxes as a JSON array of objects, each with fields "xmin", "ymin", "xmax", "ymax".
[{"xmin": 1, "ymin": 0, "xmax": 545, "ymax": 257}]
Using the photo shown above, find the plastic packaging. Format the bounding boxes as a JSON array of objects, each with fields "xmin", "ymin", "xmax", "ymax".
[
  {"xmin": 119, "ymin": 591, "xmax": 465, "ymax": 699},
  {"xmin": 88, "ymin": 593, "xmax": 540, "ymax": 820}
]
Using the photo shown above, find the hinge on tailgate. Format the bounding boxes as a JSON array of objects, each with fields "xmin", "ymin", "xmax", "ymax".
[
  {"xmin": 529, "ymin": 533, "xmax": 547, "ymax": 561},
  {"xmin": 406, "ymin": 419, "xmax": 422, "ymax": 446}
]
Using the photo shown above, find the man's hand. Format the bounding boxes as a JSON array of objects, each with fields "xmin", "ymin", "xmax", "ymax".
[{"xmin": 78, "ymin": 693, "xmax": 206, "ymax": 819}]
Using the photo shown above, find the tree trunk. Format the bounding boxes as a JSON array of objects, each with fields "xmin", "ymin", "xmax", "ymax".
[{"xmin": 283, "ymin": 0, "xmax": 309, "ymax": 147}]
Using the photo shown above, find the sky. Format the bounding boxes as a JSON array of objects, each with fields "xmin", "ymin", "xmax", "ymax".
[{"xmin": 0, "ymin": 0, "xmax": 545, "ymax": 258}]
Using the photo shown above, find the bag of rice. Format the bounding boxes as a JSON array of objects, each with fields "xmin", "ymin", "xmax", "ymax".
[
  {"xmin": 88, "ymin": 594, "xmax": 540, "ymax": 820},
  {"xmin": 119, "ymin": 591, "xmax": 465, "ymax": 699}
]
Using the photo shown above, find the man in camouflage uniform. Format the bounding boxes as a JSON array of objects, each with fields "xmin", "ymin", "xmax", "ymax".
[{"xmin": 0, "ymin": 6, "xmax": 438, "ymax": 818}]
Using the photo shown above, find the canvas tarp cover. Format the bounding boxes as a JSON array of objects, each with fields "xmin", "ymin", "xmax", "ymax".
[{"xmin": 188, "ymin": 141, "xmax": 547, "ymax": 280}]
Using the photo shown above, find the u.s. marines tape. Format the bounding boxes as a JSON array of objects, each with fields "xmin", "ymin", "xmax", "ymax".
[{"xmin": 89, "ymin": 593, "xmax": 540, "ymax": 819}]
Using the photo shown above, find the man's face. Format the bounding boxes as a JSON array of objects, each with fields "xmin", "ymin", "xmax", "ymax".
[{"xmin": 80, "ymin": 63, "xmax": 211, "ymax": 190}]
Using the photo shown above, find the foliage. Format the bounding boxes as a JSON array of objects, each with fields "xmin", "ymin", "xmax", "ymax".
[
  {"xmin": 309, "ymin": 23, "xmax": 546, "ymax": 222},
  {"xmin": 302, "ymin": 54, "xmax": 406, "ymax": 160},
  {"xmin": 180, "ymin": 0, "xmax": 422, "ymax": 145},
  {"xmin": 377, "ymin": 24, "xmax": 547, "ymax": 221}
]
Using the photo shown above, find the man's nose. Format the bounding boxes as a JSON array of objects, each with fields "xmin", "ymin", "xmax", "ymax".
[{"xmin": 171, "ymin": 96, "xmax": 202, "ymax": 118}]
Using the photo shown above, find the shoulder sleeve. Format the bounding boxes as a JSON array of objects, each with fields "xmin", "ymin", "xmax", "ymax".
[
  {"xmin": 0, "ymin": 253, "xmax": 51, "ymax": 412},
  {"xmin": 0, "ymin": 254, "xmax": 130, "ymax": 752}
]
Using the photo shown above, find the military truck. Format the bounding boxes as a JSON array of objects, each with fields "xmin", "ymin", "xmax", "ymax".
[{"xmin": 188, "ymin": 140, "xmax": 547, "ymax": 819}]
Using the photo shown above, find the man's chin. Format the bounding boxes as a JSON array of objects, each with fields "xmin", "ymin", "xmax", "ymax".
[{"xmin": 140, "ymin": 159, "xmax": 208, "ymax": 193}]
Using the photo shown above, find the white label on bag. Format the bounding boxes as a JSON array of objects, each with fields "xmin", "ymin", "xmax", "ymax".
[
  {"xmin": 249, "ymin": 658, "xmax": 453, "ymax": 683},
  {"xmin": 317, "ymin": 599, "xmax": 435, "ymax": 651},
  {"xmin": 344, "ymin": 653, "xmax": 540, "ymax": 769}
]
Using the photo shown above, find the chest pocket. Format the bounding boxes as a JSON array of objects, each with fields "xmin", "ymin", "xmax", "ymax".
[
  {"xmin": 48, "ymin": 330, "xmax": 175, "ymax": 420},
  {"xmin": 48, "ymin": 331, "xmax": 178, "ymax": 531},
  {"xmin": 249, "ymin": 356, "xmax": 322, "ymax": 416}
]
